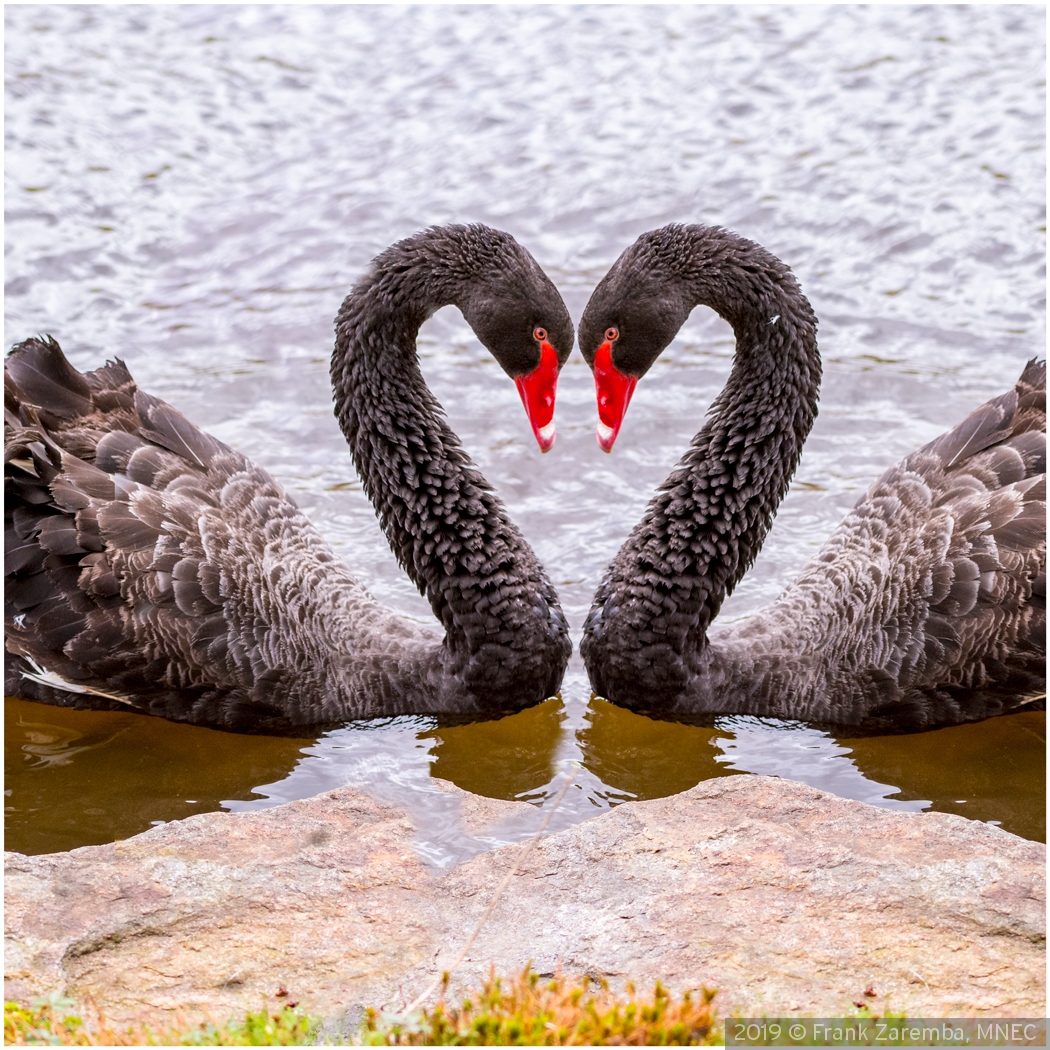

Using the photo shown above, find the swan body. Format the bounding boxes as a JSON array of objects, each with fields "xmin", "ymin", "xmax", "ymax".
[
  {"xmin": 5, "ymin": 225, "xmax": 573, "ymax": 730},
  {"xmin": 580, "ymin": 224, "xmax": 1045, "ymax": 730}
]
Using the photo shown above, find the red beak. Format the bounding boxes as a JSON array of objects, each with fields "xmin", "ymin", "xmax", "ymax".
[
  {"xmin": 514, "ymin": 341, "xmax": 560, "ymax": 453},
  {"xmin": 593, "ymin": 341, "xmax": 637, "ymax": 453}
]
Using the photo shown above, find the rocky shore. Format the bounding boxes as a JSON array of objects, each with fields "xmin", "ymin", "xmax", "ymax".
[{"xmin": 5, "ymin": 775, "xmax": 1045, "ymax": 1029}]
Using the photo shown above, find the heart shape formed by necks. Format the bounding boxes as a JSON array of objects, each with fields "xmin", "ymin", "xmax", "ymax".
[
  {"xmin": 593, "ymin": 341, "xmax": 637, "ymax": 453},
  {"xmin": 515, "ymin": 341, "xmax": 560, "ymax": 453}
]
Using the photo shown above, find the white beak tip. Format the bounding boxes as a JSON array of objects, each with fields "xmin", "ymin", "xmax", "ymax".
[{"xmin": 537, "ymin": 421, "xmax": 556, "ymax": 453}]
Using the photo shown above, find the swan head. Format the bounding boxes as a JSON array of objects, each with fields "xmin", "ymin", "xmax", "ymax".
[
  {"xmin": 456, "ymin": 229, "xmax": 574, "ymax": 454},
  {"xmin": 580, "ymin": 232, "xmax": 692, "ymax": 453}
]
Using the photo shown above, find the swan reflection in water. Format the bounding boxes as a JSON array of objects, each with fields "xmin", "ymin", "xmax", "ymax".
[
  {"xmin": 6, "ymin": 694, "xmax": 1043, "ymax": 856},
  {"xmin": 5, "ymin": 696, "xmax": 315, "ymax": 855},
  {"xmin": 578, "ymin": 700, "xmax": 1045, "ymax": 843},
  {"xmin": 5, "ymin": 695, "xmax": 564, "ymax": 857}
]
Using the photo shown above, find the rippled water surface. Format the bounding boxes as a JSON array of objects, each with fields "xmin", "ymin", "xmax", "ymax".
[{"xmin": 5, "ymin": 5, "xmax": 1045, "ymax": 855}]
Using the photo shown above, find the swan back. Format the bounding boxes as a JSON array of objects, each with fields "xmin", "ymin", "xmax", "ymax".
[
  {"xmin": 717, "ymin": 360, "xmax": 1046, "ymax": 728},
  {"xmin": 5, "ymin": 337, "xmax": 434, "ymax": 729}
]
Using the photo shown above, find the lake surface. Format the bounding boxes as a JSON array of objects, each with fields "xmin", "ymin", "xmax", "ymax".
[{"xmin": 5, "ymin": 5, "xmax": 1045, "ymax": 857}]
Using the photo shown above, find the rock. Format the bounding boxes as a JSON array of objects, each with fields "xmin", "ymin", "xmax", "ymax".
[{"xmin": 4, "ymin": 776, "xmax": 1045, "ymax": 1027}]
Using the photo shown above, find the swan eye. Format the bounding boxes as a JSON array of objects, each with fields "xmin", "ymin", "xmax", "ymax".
[
  {"xmin": 605, "ymin": 327, "xmax": 619, "ymax": 342},
  {"xmin": 533, "ymin": 327, "xmax": 548, "ymax": 342}
]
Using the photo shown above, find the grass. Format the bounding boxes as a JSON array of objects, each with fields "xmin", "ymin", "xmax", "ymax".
[
  {"xmin": 360, "ymin": 969, "xmax": 721, "ymax": 1045},
  {"xmin": 5, "ymin": 969, "xmax": 721, "ymax": 1046},
  {"xmin": 3, "ymin": 993, "xmax": 318, "ymax": 1046}
]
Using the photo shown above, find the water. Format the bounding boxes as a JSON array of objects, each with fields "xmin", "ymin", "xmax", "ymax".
[{"xmin": 5, "ymin": 5, "xmax": 1045, "ymax": 856}]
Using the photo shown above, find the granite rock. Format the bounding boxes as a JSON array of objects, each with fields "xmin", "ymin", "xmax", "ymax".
[{"xmin": 4, "ymin": 776, "xmax": 1044, "ymax": 1027}]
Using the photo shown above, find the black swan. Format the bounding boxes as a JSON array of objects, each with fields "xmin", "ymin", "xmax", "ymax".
[
  {"xmin": 579, "ymin": 224, "xmax": 1045, "ymax": 730},
  {"xmin": 5, "ymin": 224, "xmax": 574, "ymax": 731}
]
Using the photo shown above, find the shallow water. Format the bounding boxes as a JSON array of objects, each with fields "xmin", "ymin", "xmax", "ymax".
[
  {"xmin": 6, "ymin": 697, "xmax": 1045, "ymax": 856},
  {"xmin": 5, "ymin": 6, "xmax": 1045, "ymax": 856}
]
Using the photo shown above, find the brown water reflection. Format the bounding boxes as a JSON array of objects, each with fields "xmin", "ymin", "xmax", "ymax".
[
  {"xmin": 580, "ymin": 699, "xmax": 1045, "ymax": 843},
  {"xmin": 422, "ymin": 699, "xmax": 564, "ymax": 801},
  {"xmin": 6, "ymin": 695, "xmax": 569, "ymax": 856},
  {"xmin": 5, "ymin": 697, "xmax": 315, "ymax": 856},
  {"xmin": 5, "ymin": 694, "xmax": 1043, "ymax": 856},
  {"xmin": 578, "ymin": 698, "xmax": 739, "ymax": 800},
  {"xmin": 840, "ymin": 711, "xmax": 1046, "ymax": 844}
]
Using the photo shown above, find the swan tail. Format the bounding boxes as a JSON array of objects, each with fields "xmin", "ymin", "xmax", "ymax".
[
  {"xmin": 897, "ymin": 360, "xmax": 1046, "ymax": 708},
  {"xmin": 5, "ymin": 337, "xmax": 384, "ymax": 730},
  {"xmin": 765, "ymin": 360, "xmax": 1045, "ymax": 728},
  {"xmin": 925, "ymin": 358, "xmax": 1045, "ymax": 469},
  {"xmin": 4, "ymin": 337, "xmax": 249, "ymax": 721}
]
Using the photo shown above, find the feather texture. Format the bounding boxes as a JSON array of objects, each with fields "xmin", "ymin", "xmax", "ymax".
[
  {"xmin": 581, "ymin": 225, "xmax": 1045, "ymax": 729},
  {"xmin": 5, "ymin": 226, "xmax": 572, "ymax": 729}
]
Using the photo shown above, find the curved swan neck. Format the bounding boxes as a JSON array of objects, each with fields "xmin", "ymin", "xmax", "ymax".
[
  {"xmin": 329, "ymin": 227, "xmax": 563, "ymax": 673},
  {"xmin": 651, "ymin": 230, "xmax": 821, "ymax": 628},
  {"xmin": 674, "ymin": 313, "xmax": 820, "ymax": 628},
  {"xmin": 583, "ymin": 228, "xmax": 821, "ymax": 700}
]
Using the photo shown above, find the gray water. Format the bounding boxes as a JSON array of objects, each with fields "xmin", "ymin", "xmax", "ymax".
[{"xmin": 5, "ymin": 5, "xmax": 1045, "ymax": 859}]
